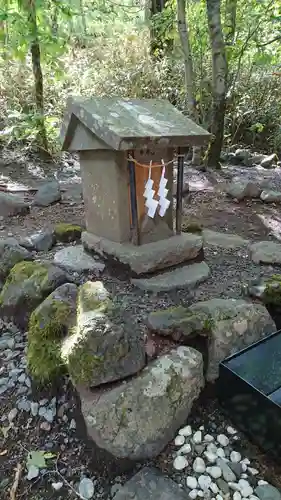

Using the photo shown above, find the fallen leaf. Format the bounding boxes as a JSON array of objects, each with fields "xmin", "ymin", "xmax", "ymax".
[{"xmin": 27, "ymin": 451, "xmax": 46, "ymax": 469}]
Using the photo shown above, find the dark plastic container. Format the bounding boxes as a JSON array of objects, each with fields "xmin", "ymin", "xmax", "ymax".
[{"xmin": 218, "ymin": 330, "xmax": 281, "ymax": 458}]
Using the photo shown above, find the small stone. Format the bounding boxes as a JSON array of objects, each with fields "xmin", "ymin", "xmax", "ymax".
[
  {"xmin": 40, "ymin": 421, "xmax": 51, "ymax": 431},
  {"xmin": 239, "ymin": 479, "xmax": 253, "ymax": 497},
  {"xmin": 247, "ymin": 467, "xmax": 259, "ymax": 476},
  {"xmin": 193, "ymin": 457, "xmax": 206, "ymax": 474},
  {"xmin": 78, "ymin": 478, "xmax": 95, "ymax": 499},
  {"xmin": 216, "ymin": 447, "xmax": 225, "ymax": 458},
  {"xmin": 27, "ymin": 465, "xmax": 39, "ymax": 481},
  {"xmin": 177, "ymin": 443, "xmax": 192, "ymax": 455},
  {"xmin": 173, "ymin": 455, "xmax": 188, "ymax": 470},
  {"xmin": 204, "ymin": 434, "xmax": 214, "ymax": 442},
  {"xmin": 207, "ymin": 443, "xmax": 218, "ymax": 454},
  {"xmin": 44, "ymin": 409, "xmax": 54, "ymax": 423},
  {"xmin": 233, "ymin": 493, "xmax": 242, "ymax": 500},
  {"xmin": 198, "ymin": 475, "xmax": 212, "ymax": 491},
  {"xmin": 8, "ymin": 408, "xmax": 18, "ymax": 422},
  {"xmin": 204, "ymin": 451, "xmax": 217, "ymax": 463},
  {"xmin": 217, "ymin": 434, "xmax": 229, "ymax": 447},
  {"xmin": 228, "ymin": 482, "xmax": 241, "ymax": 491},
  {"xmin": 210, "ymin": 483, "xmax": 219, "ymax": 494},
  {"xmin": 207, "ymin": 466, "xmax": 222, "ymax": 479},
  {"xmin": 69, "ymin": 418, "xmax": 76, "ymax": 430},
  {"xmin": 229, "ymin": 462, "xmax": 244, "ymax": 478},
  {"xmin": 257, "ymin": 480, "xmax": 268, "ymax": 486},
  {"xmin": 186, "ymin": 477, "xmax": 198, "ymax": 490},
  {"xmin": 30, "ymin": 402, "xmax": 39, "ymax": 417},
  {"xmin": 230, "ymin": 451, "xmax": 242, "ymax": 463},
  {"xmin": 17, "ymin": 399, "xmax": 31, "ymax": 412},
  {"xmin": 216, "ymin": 495, "xmax": 223, "ymax": 500},
  {"xmin": 175, "ymin": 435, "xmax": 185, "ymax": 446},
  {"xmin": 227, "ymin": 426, "xmax": 237, "ymax": 435},
  {"xmin": 193, "ymin": 430, "xmax": 202, "ymax": 444},
  {"xmin": 217, "ymin": 458, "xmax": 236, "ymax": 482},
  {"xmin": 179, "ymin": 425, "xmax": 192, "ymax": 436},
  {"xmin": 189, "ymin": 490, "xmax": 199, "ymax": 499},
  {"xmin": 52, "ymin": 482, "xmax": 63, "ymax": 491},
  {"xmin": 197, "ymin": 491, "xmax": 204, "ymax": 498}
]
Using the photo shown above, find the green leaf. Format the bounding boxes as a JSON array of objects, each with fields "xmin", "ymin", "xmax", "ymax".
[{"xmin": 27, "ymin": 451, "xmax": 46, "ymax": 469}]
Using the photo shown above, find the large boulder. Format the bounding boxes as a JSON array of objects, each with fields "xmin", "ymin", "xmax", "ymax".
[
  {"xmin": 0, "ymin": 237, "xmax": 32, "ymax": 280},
  {"xmin": 20, "ymin": 230, "xmax": 55, "ymax": 252},
  {"xmin": 62, "ymin": 281, "xmax": 146, "ymax": 388},
  {"xmin": 246, "ymin": 275, "xmax": 281, "ymax": 329},
  {"xmin": 79, "ymin": 346, "xmax": 204, "ymax": 460},
  {"xmin": 225, "ymin": 180, "xmax": 262, "ymax": 200},
  {"xmin": 0, "ymin": 192, "xmax": 30, "ymax": 217},
  {"xmin": 27, "ymin": 283, "xmax": 78, "ymax": 384},
  {"xmin": 148, "ymin": 298, "xmax": 275, "ymax": 381},
  {"xmin": 260, "ymin": 153, "xmax": 277, "ymax": 169},
  {"xmin": 0, "ymin": 261, "xmax": 74, "ymax": 328},
  {"xmin": 33, "ymin": 180, "xmax": 61, "ymax": 207},
  {"xmin": 54, "ymin": 245, "xmax": 105, "ymax": 274}
]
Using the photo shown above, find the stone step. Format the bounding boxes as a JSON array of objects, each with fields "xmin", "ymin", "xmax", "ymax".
[
  {"xmin": 202, "ymin": 229, "xmax": 248, "ymax": 249},
  {"xmin": 250, "ymin": 240, "xmax": 281, "ymax": 265},
  {"xmin": 131, "ymin": 261, "xmax": 210, "ymax": 292},
  {"xmin": 113, "ymin": 467, "xmax": 189, "ymax": 500}
]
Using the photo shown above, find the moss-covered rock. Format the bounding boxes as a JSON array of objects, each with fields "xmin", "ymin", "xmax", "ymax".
[
  {"xmin": 27, "ymin": 283, "xmax": 78, "ymax": 384},
  {"xmin": 62, "ymin": 281, "xmax": 146, "ymax": 388},
  {"xmin": 247, "ymin": 275, "xmax": 281, "ymax": 329},
  {"xmin": 54, "ymin": 223, "xmax": 82, "ymax": 243},
  {"xmin": 181, "ymin": 221, "xmax": 203, "ymax": 234},
  {"xmin": 0, "ymin": 261, "xmax": 74, "ymax": 329},
  {"xmin": 147, "ymin": 306, "xmax": 210, "ymax": 341},
  {"xmin": 0, "ymin": 237, "xmax": 32, "ymax": 281}
]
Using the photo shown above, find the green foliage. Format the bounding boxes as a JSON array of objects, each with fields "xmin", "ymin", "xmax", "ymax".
[
  {"xmin": 54, "ymin": 223, "xmax": 82, "ymax": 243},
  {"xmin": 0, "ymin": 0, "xmax": 281, "ymax": 152}
]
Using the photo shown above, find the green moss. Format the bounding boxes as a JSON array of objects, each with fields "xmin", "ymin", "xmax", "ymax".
[
  {"xmin": 78, "ymin": 281, "xmax": 110, "ymax": 315},
  {"xmin": 67, "ymin": 343, "xmax": 103, "ymax": 385},
  {"xmin": 264, "ymin": 274, "xmax": 281, "ymax": 305},
  {"xmin": 54, "ymin": 223, "xmax": 82, "ymax": 243},
  {"xmin": 181, "ymin": 221, "xmax": 203, "ymax": 234},
  {"xmin": 203, "ymin": 317, "xmax": 215, "ymax": 331},
  {"xmin": 27, "ymin": 299, "xmax": 71, "ymax": 385},
  {"xmin": 0, "ymin": 261, "xmax": 48, "ymax": 305}
]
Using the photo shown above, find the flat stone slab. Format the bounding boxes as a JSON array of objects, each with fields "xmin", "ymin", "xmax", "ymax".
[
  {"xmin": 54, "ymin": 245, "xmax": 105, "ymax": 273},
  {"xmin": 113, "ymin": 467, "xmax": 189, "ymax": 500},
  {"xmin": 260, "ymin": 190, "xmax": 281, "ymax": 203},
  {"xmin": 202, "ymin": 229, "xmax": 248, "ymax": 249},
  {"xmin": 131, "ymin": 262, "xmax": 210, "ymax": 292},
  {"xmin": 82, "ymin": 231, "xmax": 203, "ymax": 275},
  {"xmin": 250, "ymin": 241, "xmax": 281, "ymax": 265}
]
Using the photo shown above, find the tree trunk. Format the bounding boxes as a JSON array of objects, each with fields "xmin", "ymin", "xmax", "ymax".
[
  {"xmin": 225, "ymin": 0, "xmax": 237, "ymax": 46},
  {"xmin": 176, "ymin": 0, "xmax": 197, "ymax": 119},
  {"xmin": 80, "ymin": 0, "xmax": 87, "ymax": 35},
  {"xmin": 205, "ymin": 0, "xmax": 227, "ymax": 168},
  {"xmin": 150, "ymin": 0, "xmax": 173, "ymax": 57},
  {"xmin": 27, "ymin": 0, "xmax": 48, "ymax": 152}
]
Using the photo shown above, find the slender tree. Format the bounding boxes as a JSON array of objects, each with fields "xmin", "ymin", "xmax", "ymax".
[
  {"xmin": 20, "ymin": 0, "xmax": 48, "ymax": 151},
  {"xmin": 225, "ymin": 0, "xmax": 237, "ymax": 46},
  {"xmin": 205, "ymin": 0, "xmax": 227, "ymax": 168}
]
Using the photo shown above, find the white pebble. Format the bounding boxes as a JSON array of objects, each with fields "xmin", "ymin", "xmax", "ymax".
[
  {"xmin": 230, "ymin": 451, "xmax": 242, "ymax": 463},
  {"xmin": 207, "ymin": 443, "xmax": 218, "ymax": 454},
  {"xmin": 198, "ymin": 475, "xmax": 212, "ymax": 491},
  {"xmin": 207, "ymin": 466, "xmax": 222, "ymax": 479},
  {"xmin": 247, "ymin": 467, "xmax": 259, "ymax": 475},
  {"xmin": 199, "ymin": 425, "xmax": 204, "ymax": 431},
  {"xmin": 52, "ymin": 482, "xmax": 63, "ymax": 491},
  {"xmin": 197, "ymin": 491, "xmax": 204, "ymax": 498},
  {"xmin": 175, "ymin": 435, "xmax": 185, "ymax": 446},
  {"xmin": 241, "ymin": 463, "xmax": 248, "ymax": 472},
  {"xmin": 229, "ymin": 483, "xmax": 241, "ymax": 491},
  {"xmin": 193, "ymin": 457, "xmax": 206, "ymax": 474},
  {"xmin": 241, "ymin": 458, "xmax": 250, "ymax": 465},
  {"xmin": 216, "ymin": 495, "xmax": 223, "ymax": 500},
  {"xmin": 227, "ymin": 426, "xmax": 237, "ymax": 435},
  {"xmin": 204, "ymin": 451, "xmax": 217, "ymax": 463},
  {"xmin": 193, "ymin": 430, "xmax": 202, "ymax": 444},
  {"xmin": 216, "ymin": 447, "xmax": 225, "ymax": 458},
  {"xmin": 257, "ymin": 480, "xmax": 268, "ymax": 486},
  {"xmin": 239, "ymin": 479, "xmax": 253, "ymax": 497},
  {"xmin": 233, "ymin": 493, "xmax": 242, "ymax": 500},
  {"xmin": 186, "ymin": 477, "xmax": 198, "ymax": 490},
  {"xmin": 8, "ymin": 408, "xmax": 18, "ymax": 422},
  {"xmin": 217, "ymin": 434, "xmax": 229, "ymax": 447},
  {"xmin": 241, "ymin": 474, "xmax": 248, "ymax": 479},
  {"xmin": 249, "ymin": 497, "xmax": 259, "ymax": 500},
  {"xmin": 173, "ymin": 455, "xmax": 188, "ymax": 471},
  {"xmin": 189, "ymin": 489, "xmax": 198, "ymax": 499},
  {"xmin": 179, "ymin": 425, "xmax": 192, "ymax": 436},
  {"xmin": 177, "ymin": 443, "xmax": 192, "ymax": 455},
  {"xmin": 204, "ymin": 434, "xmax": 214, "ymax": 442},
  {"xmin": 210, "ymin": 482, "xmax": 219, "ymax": 494}
]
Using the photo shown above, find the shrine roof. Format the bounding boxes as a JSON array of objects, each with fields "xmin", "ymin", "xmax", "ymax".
[{"xmin": 61, "ymin": 97, "xmax": 211, "ymax": 151}]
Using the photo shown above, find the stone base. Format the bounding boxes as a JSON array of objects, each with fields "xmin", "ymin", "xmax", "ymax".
[{"xmin": 82, "ymin": 231, "xmax": 203, "ymax": 275}]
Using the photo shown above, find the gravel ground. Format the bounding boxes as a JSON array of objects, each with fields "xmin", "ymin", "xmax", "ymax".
[{"xmin": 1, "ymin": 150, "xmax": 281, "ymax": 499}]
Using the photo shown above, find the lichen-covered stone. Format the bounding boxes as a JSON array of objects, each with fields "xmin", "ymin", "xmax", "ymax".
[
  {"xmin": 54, "ymin": 245, "xmax": 105, "ymax": 274},
  {"xmin": 0, "ymin": 237, "xmax": 32, "ymax": 280},
  {"xmin": 147, "ymin": 306, "xmax": 210, "ymax": 340},
  {"xmin": 226, "ymin": 180, "xmax": 262, "ymax": 200},
  {"xmin": 147, "ymin": 298, "xmax": 275, "ymax": 381},
  {"xmin": 33, "ymin": 180, "xmax": 61, "ymax": 207},
  {"xmin": 27, "ymin": 283, "xmax": 78, "ymax": 384},
  {"xmin": 0, "ymin": 261, "xmax": 73, "ymax": 328},
  {"xmin": 250, "ymin": 241, "xmax": 281, "ymax": 265},
  {"xmin": 54, "ymin": 223, "xmax": 82, "ymax": 243},
  {"xmin": 190, "ymin": 298, "xmax": 275, "ymax": 381},
  {"xmin": 62, "ymin": 281, "xmax": 145, "ymax": 387},
  {"xmin": 79, "ymin": 346, "xmax": 204, "ymax": 460},
  {"xmin": 20, "ymin": 230, "xmax": 55, "ymax": 252},
  {"xmin": 0, "ymin": 192, "xmax": 30, "ymax": 217}
]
